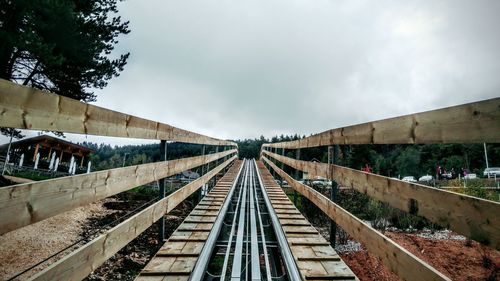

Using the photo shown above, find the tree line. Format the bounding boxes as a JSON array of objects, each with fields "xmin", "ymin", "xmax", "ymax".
[
  {"xmin": 237, "ymin": 135, "xmax": 499, "ymax": 178},
  {"xmin": 82, "ymin": 134, "xmax": 499, "ymax": 178}
]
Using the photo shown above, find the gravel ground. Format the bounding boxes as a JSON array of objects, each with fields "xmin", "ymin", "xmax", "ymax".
[
  {"xmin": 416, "ymin": 228, "xmax": 466, "ymax": 241},
  {"xmin": 335, "ymin": 240, "xmax": 363, "ymax": 253},
  {"xmin": 0, "ymin": 199, "xmax": 118, "ymax": 280}
]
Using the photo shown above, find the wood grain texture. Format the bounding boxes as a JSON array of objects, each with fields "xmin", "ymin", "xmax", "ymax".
[
  {"xmin": 0, "ymin": 149, "xmax": 237, "ymax": 235},
  {"xmin": 30, "ymin": 156, "xmax": 237, "ymax": 281},
  {"xmin": 263, "ymin": 98, "xmax": 500, "ymax": 148},
  {"xmin": 262, "ymin": 150, "xmax": 500, "ymax": 250},
  {"xmin": 261, "ymin": 157, "xmax": 450, "ymax": 281},
  {"xmin": 256, "ymin": 162, "xmax": 357, "ymax": 280},
  {"xmin": 0, "ymin": 79, "xmax": 236, "ymax": 146},
  {"xmin": 136, "ymin": 161, "xmax": 242, "ymax": 281}
]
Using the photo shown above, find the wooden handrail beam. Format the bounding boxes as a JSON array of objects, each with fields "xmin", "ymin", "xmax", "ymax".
[
  {"xmin": 0, "ymin": 79, "xmax": 236, "ymax": 146},
  {"xmin": 261, "ymin": 157, "xmax": 450, "ymax": 281},
  {"xmin": 30, "ymin": 156, "xmax": 238, "ymax": 281},
  {"xmin": 263, "ymin": 98, "xmax": 500, "ymax": 148},
  {"xmin": 262, "ymin": 150, "xmax": 500, "ymax": 250},
  {"xmin": 0, "ymin": 149, "xmax": 237, "ymax": 235}
]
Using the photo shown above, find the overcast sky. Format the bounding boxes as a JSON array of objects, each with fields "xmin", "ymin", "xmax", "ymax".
[{"xmin": 3, "ymin": 0, "xmax": 500, "ymax": 145}]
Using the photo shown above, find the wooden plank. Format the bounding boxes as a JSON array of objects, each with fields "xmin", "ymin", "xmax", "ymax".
[
  {"xmin": 262, "ymin": 150, "xmax": 500, "ymax": 250},
  {"xmin": 0, "ymin": 79, "xmax": 236, "ymax": 146},
  {"xmin": 261, "ymin": 157, "xmax": 450, "ymax": 281},
  {"xmin": 2, "ymin": 175, "xmax": 34, "ymax": 184},
  {"xmin": 262, "ymin": 98, "xmax": 500, "ymax": 148},
  {"xmin": 0, "ymin": 149, "xmax": 236, "ymax": 235},
  {"xmin": 257, "ymin": 163, "xmax": 356, "ymax": 280},
  {"xmin": 30, "ymin": 156, "xmax": 237, "ymax": 281},
  {"xmin": 136, "ymin": 161, "xmax": 242, "ymax": 281}
]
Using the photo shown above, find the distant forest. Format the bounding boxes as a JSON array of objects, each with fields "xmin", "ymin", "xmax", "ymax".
[
  {"xmin": 80, "ymin": 135, "xmax": 499, "ymax": 179},
  {"xmin": 238, "ymin": 135, "xmax": 499, "ymax": 178}
]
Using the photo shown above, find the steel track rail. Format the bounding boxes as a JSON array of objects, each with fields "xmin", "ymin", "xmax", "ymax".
[
  {"xmin": 252, "ymin": 166, "xmax": 273, "ymax": 281},
  {"xmin": 231, "ymin": 160, "xmax": 250, "ymax": 280},
  {"xmin": 253, "ymin": 159, "xmax": 302, "ymax": 281},
  {"xmin": 249, "ymin": 164, "xmax": 261, "ymax": 280},
  {"xmin": 220, "ymin": 162, "xmax": 248, "ymax": 281},
  {"xmin": 189, "ymin": 161, "xmax": 245, "ymax": 281}
]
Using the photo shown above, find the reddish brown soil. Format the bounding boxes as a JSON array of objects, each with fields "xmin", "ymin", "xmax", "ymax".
[{"xmin": 339, "ymin": 232, "xmax": 500, "ymax": 281}]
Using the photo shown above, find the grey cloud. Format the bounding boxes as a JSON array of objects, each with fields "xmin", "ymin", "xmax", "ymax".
[{"xmin": 3, "ymin": 0, "xmax": 498, "ymax": 146}]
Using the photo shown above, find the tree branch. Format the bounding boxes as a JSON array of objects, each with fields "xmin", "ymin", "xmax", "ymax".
[{"xmin": 22, "ymin": 60, "xmax": 41, "ymax": 85}]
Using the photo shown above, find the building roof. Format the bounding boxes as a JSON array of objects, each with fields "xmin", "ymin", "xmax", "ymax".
[{"xmin": 0, "ymin": 135, "xmax": 94, "ymax": 154}]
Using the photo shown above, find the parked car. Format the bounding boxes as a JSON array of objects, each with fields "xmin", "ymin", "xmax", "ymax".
[
  {"xmin": 483, "ymin": 167, "xmax": 500, "ymax": 178},
  {"xmin": 464, "ymin": 173, "xmax": 477, "ymax": 180},
  {"xmin": 402, "ymin": 176, "xmax": 417, "ymax": 183},
  {"xmin": 418, "ymin": 175, "xmax": 433, "ymax": 182},
  {"xmin": 312, "ymin": 179, "xmax": 326, "ymax": 186},
  {"xmin": 441, "ymin": 172, "xmax": 453, "ymax": 180},
  {"xmin": 311, "ymin": 177, "xmax": 332, "ymax": 187}
]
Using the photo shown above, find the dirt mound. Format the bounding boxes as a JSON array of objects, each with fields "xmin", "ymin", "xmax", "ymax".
[
  {"xmin": 338, "ymin": 231, "xmax": 500, "ymax": 281},
  {"xmin": 386, "ymin": 232, "xmax": 499, "ymax": 281}
]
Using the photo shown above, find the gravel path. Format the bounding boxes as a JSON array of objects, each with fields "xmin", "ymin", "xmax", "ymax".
[{"xmin": 0, "ymin": 200, "xmax": 118, "ymax": 280}]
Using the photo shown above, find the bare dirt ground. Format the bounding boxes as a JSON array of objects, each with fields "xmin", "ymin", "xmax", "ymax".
[
  {"xmin": 85, "ymin": 201, "xmax": 193, "ymax": 281},
  {"xmin": 303, "ymin": 188, "xmax": 500, "ymax": 281},
  {"xmin": 337, "ymin": 231, "xmax": 500, "ymax": 281}
]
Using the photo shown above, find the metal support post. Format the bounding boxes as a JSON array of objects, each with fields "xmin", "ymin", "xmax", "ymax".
[
  {"xmin": 328, "ymin": 145, "xmax": 339, "ymax": 247},
  {"xmin": 158, "ymin": 140, "xmax": 167, "ymax": 242},
  {"xmin": 213, "ymin": 146, "xmax": 219, "ymax": 189},
  {"xmin": 272, "ymin": 147, "xmax": 276, "ymax": 178},
  {"xmin": 280, "ymin": 148, "xmax": 285, "ymax": 188},
  {"xmin": 294, "ymin": 149, "xmax": 301, "ymax": 205},
  {"xmin": 1, "ymin": 130, "xmax": 14, "ymax": 176},
  {"xmin": 200, "ymin": 145, "xmax": 206, "ymax": 201}
]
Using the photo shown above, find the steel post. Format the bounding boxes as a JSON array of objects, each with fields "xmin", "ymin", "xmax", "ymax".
[
  {"xmin": 294, "ymin": 148, "xmax": 301, "ymax": 205},
  {"xmin": 158, "ymin": 140, "xmax": 167, "ymax": 242},
  {"xmin": 329, "ymin": 145, "xmax": 339, "ymax": 247}
]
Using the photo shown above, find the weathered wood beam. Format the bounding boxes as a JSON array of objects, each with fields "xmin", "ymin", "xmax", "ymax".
[
  {"xmin": 30, "ymin": 156, "xmax": 237, "ymax": 281},
  {"xmin": 0, "ymin": 79, "xmax": 236, "ymax": 146},
  {"xmin": 261, "ymin": 157, "xmax": 450, "ymax": 281},
  {"xmin": 262, "ymin": 150, "xmax": 500, "ymax": 250},
  {"xmin": 0, "ymin": 149, "xmax": 237, "ymax": 235},
  {"xmin": 263, "ymin": 98, "xmax": 500, "ymax": 148}
]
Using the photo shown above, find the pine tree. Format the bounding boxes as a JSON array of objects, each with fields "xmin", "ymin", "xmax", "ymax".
[{"xmin": 0, "ymin": 0, "xmax": 130, "ymax": 137}]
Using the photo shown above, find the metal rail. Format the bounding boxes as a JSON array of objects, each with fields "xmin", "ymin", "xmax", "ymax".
[
  {"xmin": 253, "ymin": 159, "xmax": 303, "ymax": 281},
  {"xmin": 136, "ymin": 159, "xmax": 319, "ymax": 280},
  {"xmin": 189, "ymin": 161, "xmax": 245, "ymax": 281},
  {"xmin": 231, "ymin": 162, "xmax": 249, "ymax": 280},
  {"xmin": 139, "ymin": 159, "xmax": 355, "ymax": 281},
  {"xmin": 220, "ymin": 164, "xmax": 247, "ymax": 281},
  {"xmin": 253, "ymin": 164, "xmax": 273, "ymax": 281},
  {"xmin": 186, "ymin": 159, "xmax": 303, "ymax": 280},
  {"xmin": 249, "ymin": 165, "xmax": 262, "ymax": 281},
  {"xmin": 135, "ymin": 161, "xmax": 242, "ymax": 280}
]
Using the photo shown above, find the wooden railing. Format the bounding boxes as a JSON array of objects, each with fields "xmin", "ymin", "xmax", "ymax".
[
  {"xmin": 0, "ymin": 79, "xmax": 238, "ymax": 280},
  {"xmin": 261, "ymin": 98, "xmax": 500, "ymax": 281},
  {"xmin": 0, "ymin": 149, "xmax": 236, "ymax": 234},
  {"xmin": 0, "ymin": 79, "xmax": 235, "ymax": 145},
  {"xmin": 263, "ymin": 98, "xmax": 499, "ymax": 147}
]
